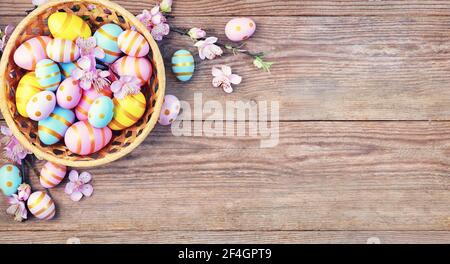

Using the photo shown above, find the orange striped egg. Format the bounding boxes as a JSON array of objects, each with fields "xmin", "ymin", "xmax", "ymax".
[
  {"xmin": 15, "ymin": 72, "xmax": 44, "ymax": 118},
  {"xmin": 117, "ymin": 30, "xmax": 150, "ymax": 58},
  {"xmin": 65, "ymin": 121, "xmax": 112, "ymax": 155},
  {"xmin": 75, "ymin": 87, "xmax": 112, "ymax": 120},
  {"xmin": 46, "ymin": 38, "xmax": 80, "ymax": 63},
  {"xmin": 109, "ymin": 92, "xmax": 146, "ymax": 131},
  {"xmin": 40, "ymin": 162, "xmax": 66, "ymax": 189},
  {"xmin": 112, "ymin": 56, "xmax": 152, "ymax": 86},
  {"xmin": 13, "ymin": 36, "xmax": 52, "ymax": 70},
  {"xmin": 27, "ymin": 191, "xmax": 56, "ymax": 220}
]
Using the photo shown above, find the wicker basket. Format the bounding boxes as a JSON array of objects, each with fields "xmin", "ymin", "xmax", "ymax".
[{"xmin": 0, "ymin": 0, "xmax": 166, "ymax": 167}]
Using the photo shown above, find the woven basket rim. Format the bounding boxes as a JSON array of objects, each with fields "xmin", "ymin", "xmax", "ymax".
[{"xmin": 0, "ymin": 0, "xmax": 166, "ymax": 167}]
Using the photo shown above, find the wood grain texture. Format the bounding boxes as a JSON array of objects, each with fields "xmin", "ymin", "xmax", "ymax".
[
  {"xmin": 1, "ymin": 231, "xmax": 449, "ymax": 244},
  {"xmin": 4, "ymin": 16, "xmax": 450, "ymax": 120}
]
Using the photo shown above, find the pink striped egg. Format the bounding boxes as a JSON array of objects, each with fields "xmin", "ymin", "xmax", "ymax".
[
  {"xmin": 57, "ymin": 77, "xmax": 82, "ymax": 109},
  {"xmin": 46, "ymin": 38, "xmax": 80, "ymax": 63},
  {"xmin": 117, "ymin": 30, "xmax": 150, "ymax": 57},
  {"xmin": 27, "ymin": 191, "xmax": 56, "ymax": 220},
  {"xmin": 75, "ymin": 87, "xmax": 112, "ymax": 120},
  {"xmin": 13, "ymin": 36, "xmax": 52, "ymax": 70},
  {"xmin": 65, "ymin": 121, "xmax": 112, "ymax": 155},
  {"xmin": 40, "ymin": 162, "xmax": 66, "ymax": 189},
  {"xmin": 112, "ymin": 56, "xmax": 152, "ymax": 86}
]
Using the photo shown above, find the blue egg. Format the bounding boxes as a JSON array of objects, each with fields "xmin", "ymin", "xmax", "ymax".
[
  {"xmin": 171, "ymin": 50, "xmax": 195, "ymax": 82},
  {"xmin": 0, "ymin": 164, "xmax": 21, "ymax": 196},
  {"xmin": 88, "ymin": 96, "xmax": 114, "ymax": 128},
  {"xmin": 59, "ymin": 62, "xmax": 79, "ymax": 80},
  {"xmin": 35, "ymin": 59, "xmax": 62, "ymax": 91},
  {"xmin": 94, "ymin": 23, "xmax": 123, "ymax": 64},
  {"xmin": 38, "ymin": 106, "xmax": 75, "ymax": 145}
]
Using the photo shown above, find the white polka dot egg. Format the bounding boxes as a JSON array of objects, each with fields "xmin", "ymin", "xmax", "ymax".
[
  {"xmin": 225, "ymin": 17, "xmax": 256, "ymax": 42},
  {"xmin": 26, "ymin": 91, "xmax": 56, "ymax": 121},
  {"xmin": 158, "ymin": 95, "xmax": 181, "ymax": 126}
]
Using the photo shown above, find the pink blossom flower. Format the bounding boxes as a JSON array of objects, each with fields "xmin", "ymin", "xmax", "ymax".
[
  {"xmin": 160, "ymin": 0, "xmax": 173, "ymax": 13},
  {"xmin": 76, "ymin": 37, "xmax": 105, "ymax": 61},
  {"xmin": 72, "ymin": 56, "xmax": 110, "ymax": 91},
  {"xmin": 188, "ymin": 28, "xmax": 206, "ymax": 40},
  {"xmin": 0, "ymin": 25, "xmax": 14, "ymax": 52},
  {"xmin": 212, "ymin": 65, "xmax": 242, "ymax": 93},
  {"xmin": 111, "ymin": 75, "xmax": 141, "ymax": 99},
  {"xmin": 136, "ymin": 7, "xmax": 170, "ymax": 41},
  {"xmin": 17, "ymin": 184, "xmax": 31, "ymax": 201},
  {"xmin": 65, "ymin": 170, "xmax": 93, "ymax": 202},
  {"xmin": 6, "ymin": 194, "xmax": 27, "ymax": 222},
  {"xmin": 0, "ymin": 126, "xmax": 31, "ymax": 164},
  {"xmin": 194, "ymin": 37, "xmax": 223, "ymax": 60},
  {"xmin": 32, "ymin": 0, "xmax": 48, "ymax": 6}
]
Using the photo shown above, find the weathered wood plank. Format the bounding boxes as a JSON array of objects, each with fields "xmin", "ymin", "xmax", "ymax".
[
  {"xmin": 0, "ymin": 121, "xmax": 449, "ymax": 231},
  {"xmin": 1, "ymin": 231, "xmax": 449, "ymax": 244},
  {"xmin": 4, "ymin": 0, "xmax": 450, "ymax": 17},
  {"xmin": 4, "ymin": 16, "xmax": 450, "ymax": 120}
]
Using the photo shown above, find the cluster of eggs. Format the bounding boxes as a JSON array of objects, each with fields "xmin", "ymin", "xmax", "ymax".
[{"xmin": 13, "ymin": 12, "xmax": 153, "ymax": 156}]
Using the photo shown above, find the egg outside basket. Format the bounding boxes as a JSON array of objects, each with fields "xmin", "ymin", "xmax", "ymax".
[{"xmin": 0, "ymin": 0, "xmax": 166, "ymax": 167}]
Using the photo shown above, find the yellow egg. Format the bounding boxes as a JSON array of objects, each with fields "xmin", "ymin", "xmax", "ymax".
[
  {"xmin": 16, "ymin": 72, "xmax": 44, "ymax": 117},
  {"xmin": 48, "ymin": 12, "xmax": 91, "ymax": 41},
  {"xmin": 108, "ymin": 92, "xmax": 146, "ymax": 130}
]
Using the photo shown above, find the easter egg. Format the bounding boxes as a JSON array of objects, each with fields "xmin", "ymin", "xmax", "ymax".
[
  {"xmin": 40, "ymin": 162, "xmax": 66, "ymax": 189},
  {"xmin": 35, "ymin": 59, "xmax": 62, "ymax": 91},
  {"xmin": 46, "ymin": 38, "xmax": 80, "ymax": 63},
  {"xmin": 27, "ymin": 191, "xmax": 55, "ymax": 220},
  {"xmin": 26, "ymin": 91, "xmax": 56, "ymax": 121},
  {"xmin": 225, "ymin": 17, "xmax": 256, "ymax": 42},
  {"xmin": 88, "ymin": 96, "xmax": 114, "ymax": 128},
  {"xmin": 171, "ymin": 50, "xmax": 195, "ymax": 82},
  {"xmin": 0, "ymin": 165, "xmax": 21, "ymax": 196},
  {"xmin": 60, "ymin": 61, "xmax": 81, "ymax": 80},
  {"xmin": 109, "ymin": 92, "xmax": 146, "ymax": 130},
  {"xmin": 56, "ymin": 77, "xmax": 82, "ymax": 109},
  {"xmin": 158, "ymin": 95, "xmax": 181, "ymax": 126},
  {"xmin": 65, "ymin": 121, "xmax": 112, "ymax": 155},
  {"xmin": 15, "ymin": 72, "xmax": 44, "ymax": 118},
  {"xmin": 38, "ymin": 107, "xmax": 75, "ymax": 145},
  {"xmin": 94, "ymin": 23, "xmax": 123, "ymax": 63},
  {"xmin": 13, "ymin": 36, "xmax": 52, "ymax": 70},
  {"xmin": 117, "ymin": 30, "xmax": 150, "ymax": 58},
  {"xmin": 112, "ymin": 56, "xmax": 152, "ymax": 86},
  {"xmin": 75, "ymin": 87, "xmax": 112, "ymax": 121},
  {"xmin": 48, "ymin": 12, "xmax": 91, "ymax": 41}
]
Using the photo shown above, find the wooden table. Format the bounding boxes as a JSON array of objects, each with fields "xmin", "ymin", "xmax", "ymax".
[{"xmin": 1, "ymin": 0, "xmax": 449, "ymax": 244}]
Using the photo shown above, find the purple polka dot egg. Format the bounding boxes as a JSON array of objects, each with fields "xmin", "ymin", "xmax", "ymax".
[{"xmin": 158, "ymin": 95, "xmax": 181, "ymax": 126}]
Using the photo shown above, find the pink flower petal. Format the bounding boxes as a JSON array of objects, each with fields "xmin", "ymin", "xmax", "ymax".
[
  {"xmin": 78, "ymin": 57, "xmax": 91, "ymax": 71},
  {"xmin": 221, "ymin": 65, "xmax": 232, "ymax": 76},
  {"xmin": 229, "ymin": 74, "xmax": 242, "ymax": 85},
  {"xmin": 68, "ymin": 170, "xmax": 79, "ymax": 182},
  {"xmin": 94, "ymin": 47, "xmax": 105, "ymax": 59},
  {"xmin": 65, "ymin": 182, "xmax": 75, "ymax": 194},
  {"xmin": 71, "ymin": 68, "xmax": 83, "ymax": 80},
  {"xmin": 80, "ymin": 184, "xmax": 93, "ymax": 197},
  {"xmin": 79, "ymin": 172, "xmax": 92, "ymax": 184},
  {"xmin": 223, "ymin": 83, "xmax": 233, "ymax": 94},
  {"xmin": 212, "ymin": 67, "xmax": 223, "ymax": 77},
  {"xmin": 70, "ymin": 191, "xmax": 83, "ymax": 202},
  {"xmin": 1, "ymin": 126, "xmax": 12, "ymax": 136},
  {"xmin": 80, "ymin": 79, "xmax": 92, "ymax": 90}
]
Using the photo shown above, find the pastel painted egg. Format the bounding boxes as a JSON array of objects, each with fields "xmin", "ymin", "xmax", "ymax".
[
  {"xmin": 48, "ymin": 12, "xmax": 91, "ymax": 41},
  {"xmin": 60, "ymin": 61, "xmax": 80, "ymax": 80},
  {"xmin": 56, "ymin": 77, "xmax": 82, "ymax": 109},
  {"xmin": 15, "ymin": 72, "xmax": 44, "ymax": 118},
  {"xmin": 46, "ymin": 38, "xmax": 80, "ymax": 63},
  {"xmin": 109, "ymin": 92, "xmax": 146, "ymax": 130},
  {"xmin": 117, "ymin": 30, "xmax": 150, "ymax": 57},
  {"xmin": 13, "ymin": 36, "xmax": 52, "ymax": 70},
  {"xmin": 75, "ymin": 87, "xmax": 112, "ymax": 121},
  {"xmin": 27, "ymin": 191, "xmax": 55, "ymax": 220},
  {"xmin": 94, "ymin": 23, "xmax": 123, "ymax": 63},
  {"xmin": 35, "ymin": 59, "xmax": 62, "ymax": 91},
  {"xmin": 225, "ymin": 17, "xmax": 256, "ymax": 42},
  {"xmin": 112, "ymin": 56, "xmax": 152, "ymax": 86},
  {"xmin": 26, "ymin": 91, "xmax": 56, "ymax": 121},
  {"xmin": 38, "ymin": 107, "xmax": 75, "ymax": 145},
  {"xmin": 0, "ymin": 164, "xmax": 21, "ymax": 196},
  {"xmin": 40, "ymin": 162, "xmax": 66, "ymax": 189},
  {"xmin": 88, "ymin": 96, "xmax": 114, "ymax": 128},
  {"xmin": 158, "ymin": 95, "xmax": 181, "ymax": 126},
  {"xmin": 65, "ymin": 121, "xmax": 112, "ymax": 155},
  {"xmin": 171, "ymin": 50, "xmax": 195, "ymax": 82}
]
